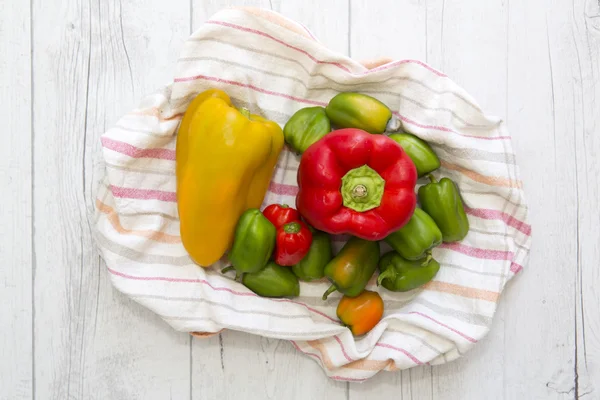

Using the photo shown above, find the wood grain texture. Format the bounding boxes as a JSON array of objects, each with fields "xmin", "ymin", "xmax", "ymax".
[
  {"xmin": 31, "ymin": 0, "xmax": 190, "ymax": 399},
  {"xmin": 0, "ymin": 0, "xmax": 32, "ymax": 399},
  {"xmin": 505, "ymin": 0, "xmax": 578, "ymax": 398},
  {"xmin": 2, "ymin": 0, "xmax": 599, "ymax": 398},
  {"xmin": 574, "ymin": 0, "xmax": 600, "ymax": 397}
]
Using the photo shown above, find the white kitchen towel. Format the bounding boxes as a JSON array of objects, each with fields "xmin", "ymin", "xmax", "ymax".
[{"xmin": 93, "ymin": 6, "xmax": 531, "ymax": 381}]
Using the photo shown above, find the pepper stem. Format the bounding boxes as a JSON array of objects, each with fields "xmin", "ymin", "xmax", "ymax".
[
  {"xmin": 221, "ymin": 265, "xmax": 241, "ymax": 281},
  {"xmin": 340, "ymin": 165, "xmax": 386, "ymax": 212},
  {"xmin": 239, "ymin": 107, "xmax": 251, "ymax": 119},
  {"xmin": 283, "ymin": 222, "xmax": 301, "ymax": 234},
  {"xmin": 377, "ymin": 269, "xmax": 395, "ymax": 286},
  {"xmin": 221, "ymin": 265, "xmax": 235, "ymax": 274},
  {"xmin": 421, "ymin": 252, "xmax": 433, "ymax": 267},
  {"xmin": 426, "ymin": 174, "xmax": 437, "ymax": 184},
  {"xmin": 322, "ymin": 285, "xmax": 337, "ymax": 300},
  {"xmin": 385, "ymin": 115, "xmax": 402, "ymax": 133}
]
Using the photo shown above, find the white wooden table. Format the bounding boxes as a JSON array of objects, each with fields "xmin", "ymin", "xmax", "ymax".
[{"xmin": 1, "ymin": 0, "xmax": 598, "ymax": 398}]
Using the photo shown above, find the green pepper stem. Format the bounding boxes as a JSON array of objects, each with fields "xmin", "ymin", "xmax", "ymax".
[
  {"xmin": 421, "ymin": 252, "xmax": 433, "ymax": 267},
  {"xmin": 283, "ymin": 222, "xmax": 301, "ymax": 234},
  {"xmin": 426, "ymin": 174, "xmax": 437, "ymax": 184},
  {"xmin": 385, "ymin": 115, "xmax": 402, "ymax": 133},
  {"xmin": 322, "ymin": 285, "xmax": 337, "ymax": 300},
  {"xmin": 340, "ymin": 165, "xmax": 385, "ymax": 212},
  {"xmin": 377, "ymin": 269, "xmax": 395, "ymax": 286},
  {"xmin": 221, "ymin": 266, "xmax": 235, "ymax": 274},
  {"xmin": 239, "ymin": 107, "xmax": 251, "ymax": 119}
]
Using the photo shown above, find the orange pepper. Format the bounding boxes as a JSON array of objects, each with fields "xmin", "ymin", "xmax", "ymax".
[{"xmin": 336, "ymin": 290, "xmax": 384, "ymax": 336}]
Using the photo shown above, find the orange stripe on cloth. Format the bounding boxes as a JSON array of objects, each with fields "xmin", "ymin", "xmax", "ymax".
[
  {"xmin": 96, "ymin": 199, "xmax": 181, "ymax": 244},
  {"xmin": 423, "ymin": 281, "xmax": 499, "ymax": 302},
  {"xmin": 441, "ymin": 160, "xmax": 522, "ymax": 188},
  {"xmin": 307, "ymin": 340, "xmax": 398, "ymax": 372}
]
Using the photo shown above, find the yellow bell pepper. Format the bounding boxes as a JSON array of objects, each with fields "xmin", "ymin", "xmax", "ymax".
[{"xmin": 176, "ymin": 89, "xmax": 284, "ymax": 267}]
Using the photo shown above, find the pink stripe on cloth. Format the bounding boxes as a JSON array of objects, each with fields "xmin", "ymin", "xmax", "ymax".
[
  {"xmin": 102, "ymin": 137, "xmax": 176, "ymax": 160},
  {"xmin": 395, "ymin": 113, "xmax": 511, "ymax": 140},
  {"xmin": 375, "ymin": 343, "xmax": 424, "ymax": 365},
  {"xmin": 207, "ymin": 20, "xmax": 447, "ymax": 78},
  {"xmin": 439, "ymin": 242, "xmax": 513, "ymax": 260},
  {"xmin": 465, "ymin": 206, "xmax": 531, "ymax": 236},
  {"xmin": 107, "ymin": 267, "xmax": 338, "ymax": 323},
  {"xmin": 174, "ymin": 73, "xmax": 327, "ymax": 106},
  {"xmin": 110, "ymin": 185, "xmax": 177, "ymax": 202},
  {"xmin": 291, "ymin": 340, "xmax": 323, "ymax": 361},
  {"xmin": 367, "ymin": 59, "xmax": 447, "ymax": 77},
  {"xmin": 174, "ymin": 72, "xmax": 508, "ymax": 141},
  {"xmin": 409, "ymin": 311, "xmax": 477, "ymax": 343},
  {"xmin": 330, "ymin": 376, "xmax": 368, "ymax": 382},
  {"xmin": 206, "ymin": 20, "xmax": 352, "ymax": 72},
  {"xmin": 269, "ymin": 181, "xmax": 299, "ymax": 196},
  {"xmin": 333, "ymin": 335, "xmax": 353, "ymax": 362},
  {"xmin": 510, "ymin": 262, "xmax": 523, "ymax": 274}
]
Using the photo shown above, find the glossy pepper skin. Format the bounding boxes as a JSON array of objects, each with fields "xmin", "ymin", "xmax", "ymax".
[
  {"xmin": 228, "ymin": 209, "xmax": 276, "ymax": 275},
  {"xmin": 283, "ymin": 106, "xmax": 331, "ymax": 154},
  {"xmin": 388, "ymin": 133, "xmax": 441, "ymax": 177},
  {"xmin": 291, "ymin": 231, "xmax": 332, "ymax": 281},
  {"xmin": 377, "ymin": 251, "xmax": 440, "ymax": 292},
  {"xmin": 262, "ymin": 204, "xmax": 301, "ymax": 229},
  {"xmin": 325, "ymin": 92, "xmax": 393, "ymax": 134},
  {"xmin": 241, "ymin": 261, "xmax": 300, "ymax": 298},
  {"xmin": 418, "ymin": 175, "xmax": 470, "ymax": 242},
  {"xmin": 296, "ymin": 128, "xmax": 417, "ymax": 241},
  {"xmin": 274, "ymin": 221, "xmax": 313, "ymax": 266},
  {"xmin": 176, "ymin": 89, "xmax": 284, "ymax": 266},
  {"xmin": 322, "ymin": 237, "xmax": 380, "ymax": 300},
  {"xmin": 337, "ymin": 290, "xmax": 384, "ymax": 336},
  {"xmin": 384, "ymin": 208, "xmax": 443, "ymax": 260}
]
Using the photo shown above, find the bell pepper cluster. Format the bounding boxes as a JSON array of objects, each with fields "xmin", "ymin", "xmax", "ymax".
[{"xmin": 176, "ymin": 89, "xmax": 471, "ymax": 337}]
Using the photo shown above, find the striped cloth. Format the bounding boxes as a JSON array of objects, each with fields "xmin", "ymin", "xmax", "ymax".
[{"xmin": 93, "ymin": 7, "xmax": 531, "ymax": 381}]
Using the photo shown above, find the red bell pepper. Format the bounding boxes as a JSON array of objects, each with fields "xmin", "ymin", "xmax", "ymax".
[
  {"xmin": 296, "ymin": 128, "xmax": 417, "ymax": 241},
  {"xmin": 274, "ymin": 221, "xmax": 313, "ymax": 266},
  {"xmin": 263, "ymin": 204, "xmax": 301, "ymax": 228}
]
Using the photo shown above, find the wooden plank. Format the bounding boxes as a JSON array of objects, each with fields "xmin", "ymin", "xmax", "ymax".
[
  {"xmin": 0, "ymin": 0, "xmax": 32, "ymax": 399},
  {"xmin": 277, "ymin": 0, "xmax": 349, "ymax": 55},
  {"xmin": 32, "ymin": 0, "xmax": 191, "ymax": 398},
  {"xmin": 574, "ymin": 0, "xmax": 600, "ymax": 397},
  {"xmin": 189, "ymin": 2, "xmax": 348, "ymax": 399},
  {"xmin": 504, "ymin": 0, "xmax": 577, "ymax": 398},
  {"xmin": 350, "ymin": 0, "xmax": 427, "ymax": 61}
]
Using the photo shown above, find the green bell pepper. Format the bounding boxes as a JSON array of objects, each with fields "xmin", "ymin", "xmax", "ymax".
[
  {"xmin": 322, "ymin": 237, "xmax": 380, "ymax": 300},
  {"xmin": 384, "ymin": 207, "xmax": 442, "ymax": 260},
  {"xmin": 283, "ymin": 106, "xmax": 331, "ymax": 154},
  {"xmin": 325, "ymin": 92, "xmax": 396, "ymax": 134},
  {"xmin": 241, "ymin": 261, "xmax": 300, "ymax": 298},
  {"xmin": 377, "ymin": 251, "xmax": 440, "ymax": 292},
  {"xmin": 228, "ymin": 209, "xmax": 276, "ymax": 275},
  {"xmin": 292, "ymin": 231, "xmax": 332, "ymax": 281},
  {"xmin": 418, "ymin": 175, "xmax": 470, "ymax": 242},
  {"xmin": 388, "ymin": 132, "xmax": 440, "ymax": 177}
]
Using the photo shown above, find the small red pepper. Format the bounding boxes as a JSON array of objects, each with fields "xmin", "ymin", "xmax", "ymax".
[
  {"xmin": 263, "ymin": 204, "xmax": 301, "ymax": 228},
  {"xmin": 296, "ymin": 128, "xmax": 417, "ymax": 241},
  {"xmin": 274, "ymin": 221, "xmax": 313, "ymax": 266}
]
